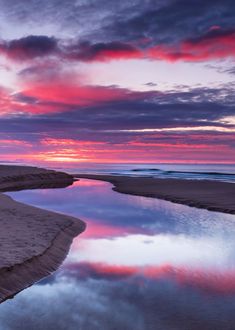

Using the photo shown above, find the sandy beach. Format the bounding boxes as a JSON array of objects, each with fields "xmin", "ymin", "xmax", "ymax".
[
  {"xmin": 0, "ymin": 165, "xmax": 85, "ymax": 303},
  {"xmin": 0, "ymin": 166, "xmax": 234, "ymax": 303},
  {"xmin": 0, "ymin": 165, "xmax": 75, "ymax": 192},
  {"xmin": 75, "ymin": 174, "xmax": 235, "ymax": 214}
]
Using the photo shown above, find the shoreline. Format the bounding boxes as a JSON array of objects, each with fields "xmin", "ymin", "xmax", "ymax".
[
  {"xmin": 75, "ymin": 174, "xmax": 235, "ymax": 215},
  {"xmin": 0, "ymin": 164, "xmax": 75, "ymax": 192},
  {"xmin": 1, "ymin": 165, "xmax": 234, "ymax": 302},
  {"xmin": 0, "ymin": 165, "xmax": 86, "ymax": 303}
]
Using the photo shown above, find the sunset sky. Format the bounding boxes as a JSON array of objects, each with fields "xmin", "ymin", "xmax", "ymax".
[{"xmin": 0, "ymin": 0, "xmax": 235, "ymax": 165}]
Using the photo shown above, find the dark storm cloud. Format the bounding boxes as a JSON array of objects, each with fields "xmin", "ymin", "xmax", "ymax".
[
  {"xmin": 0, "ymin": 84, "xmax": 234, "ymax": 152},
  {"xmin": 0, "ymin": 0, "xmax": 234, "ymax": 63},
  {"xmin": 64, "ymin": 40, "xmax": 142, "ymax": 61},
  {"xmin": 0, "ymin": 36, "xmax": 142, "ymax": 62},
  {"xmin": 0, "ymin": 0, "xmax": 235, "ymax": 51},
  {"xmin": 187, "ymin": 27, "xmax": 235, "ymax": 44},
  {"xmin": 106, "ymin": 0, "xmax": 235, "ymax": 45},
  {"xmin": 2, "ymin": 85, "xmax": 235, "ymax": 132},
  {"xmin": 0, "ymin": 100, "xmax": 224, "ymax": 133},
  {"xmin": 0, "ymin": 35, "xmax": 58, "ymax": 60}
]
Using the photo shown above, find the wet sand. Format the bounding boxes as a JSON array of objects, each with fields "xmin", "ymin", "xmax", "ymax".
[
  {"xmin": 0, "ymin": 165, "xmax": 85, "ymax": 303},
  {"xmin": 75, "ymin": 174, "xmax": 235, "ymax": 214}
]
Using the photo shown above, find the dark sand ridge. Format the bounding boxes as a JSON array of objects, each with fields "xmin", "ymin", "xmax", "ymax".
[
  {"xmin": 75, "ymin": 174, "xmax": 235, "ymax": 214},
  {"xmin": 0, "ymin": 165, "xmax": 85, "ymax": 303}
]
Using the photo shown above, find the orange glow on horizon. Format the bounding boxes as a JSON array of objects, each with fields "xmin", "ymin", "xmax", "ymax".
[{"xmin": 0, "ymin": 137, "xmax": 234, "ymax": 165}]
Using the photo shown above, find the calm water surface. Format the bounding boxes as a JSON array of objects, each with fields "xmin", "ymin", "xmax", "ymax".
[{"xmin": 2, "ymin": 179, "xmax": 235, "ymax": 330}]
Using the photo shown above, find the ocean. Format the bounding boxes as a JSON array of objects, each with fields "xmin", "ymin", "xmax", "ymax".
[{"xmin": 52, "ymin": 163, "xmax": 235, "ymax": 183}]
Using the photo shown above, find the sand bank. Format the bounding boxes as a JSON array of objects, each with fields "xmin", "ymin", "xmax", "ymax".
[
  {"xmin": 0, "ymin": 164, "xmax": 74, "ymax": 192},
  {"xmin": 0, "ymin": 165, "xmax": 85, "ymax": 303},
  {"xmin": 75, "ymin": 174, "xmax": 235, "ymax": 214}
]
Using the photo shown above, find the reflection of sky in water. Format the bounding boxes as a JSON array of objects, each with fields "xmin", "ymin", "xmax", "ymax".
[{"xmin": 2, "ymin": 179, "xmax": 235, "ymax": 330}]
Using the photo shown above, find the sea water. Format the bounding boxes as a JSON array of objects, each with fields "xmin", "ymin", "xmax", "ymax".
[{"xmin": 54, "ymin": 163, "xmax": 235, "ymax": 183}]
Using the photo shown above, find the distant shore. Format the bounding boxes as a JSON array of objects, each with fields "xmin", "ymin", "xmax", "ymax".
[
  {"xmin": 75, "ymin": 174, "xmax": 235, "ymax": 214},
  {"xmin": 0, "ymin": 165, "xmax": 85, "ymax": 303}
]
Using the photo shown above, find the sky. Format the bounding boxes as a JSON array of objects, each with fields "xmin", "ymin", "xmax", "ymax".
[{"xmin": 0, "ymin": 0, "xmax": 235, "ymax": 165}]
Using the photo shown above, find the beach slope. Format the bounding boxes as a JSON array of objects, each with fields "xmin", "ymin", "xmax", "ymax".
[{"xmin": 0, "ymin": 165, "xmax": 85, "ymax": 303}]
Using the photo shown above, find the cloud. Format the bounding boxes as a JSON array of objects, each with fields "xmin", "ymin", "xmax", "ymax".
[
  {"xmin": 0, "ymin": 79, "xmax": 234, "ymax": 163},
  {"xmin": 2, "ymin": 29, "xmax": 235, "ymax": 63},
  {"xmin": 149, "ymin": 28, "xmax": 235, "ymax": 62},
  {"xmin": 65, "ymin": 41, "xmax": 143, "ymax": 61},
  {"xmin": 0, "ymin": 35, "xmax": 58, "ymax": 60},
  {"xmin": 62, "ymin": 261, "xmax": 235, "ymax": 295},
  {"xmin": 0, "ymin": 1, "xmax": 234, "ymax": 163},
  {"xmin": 106, "ymin": 0, "xmax": 235, "ymax": 45},
  {"xmin": 0, "ymin": 0, "xmax": 235, "ymax": 63},
  {"xmin": 18, "ymin": 82, "xmax": 148, "ymax": 110}
]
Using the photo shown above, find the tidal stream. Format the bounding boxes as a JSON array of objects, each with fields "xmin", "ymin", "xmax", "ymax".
[{"xmin": 2, "ymin": 178, "xmax": 235, "ymax": 330}]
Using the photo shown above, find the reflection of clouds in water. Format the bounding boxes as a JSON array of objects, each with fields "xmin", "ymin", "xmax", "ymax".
[
  {"xmin": 8, "ymin": 180, "xmax": 235, "ymax": 240},
  {"xmin": 1, "ymin": 275, "xmax": 235, "ymax": 330},
  {"xmin": 69, "ymin": 234, "xmax": 235, "ymax": 269},
  {"xmin": 0, "ymin": 279, "xmax": 144, "ymax": 330},
  {"xmin": 5, "ymin": 180, "xmax": 235, "ymax": 329},
  {"xmin": 60, "ymin": 262, "xmax": 235, "ymax": 295}
]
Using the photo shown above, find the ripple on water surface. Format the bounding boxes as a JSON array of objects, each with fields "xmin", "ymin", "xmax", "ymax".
[{"xmin": 3, "ymin": 179, "xmax": 235, "ymax": 330}]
